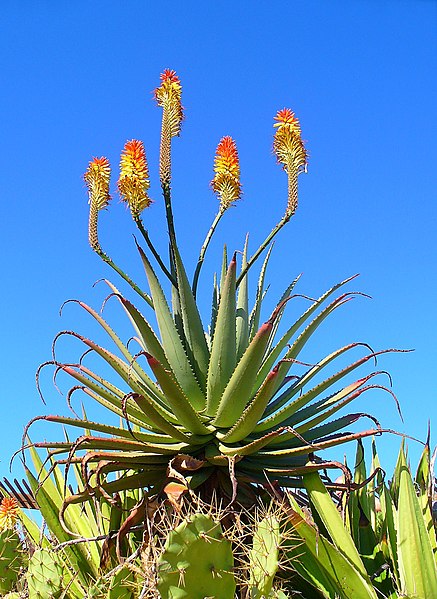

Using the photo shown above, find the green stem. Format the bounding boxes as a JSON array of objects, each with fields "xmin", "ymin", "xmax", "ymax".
[
  {"xmin": 162, "ymin": 182, "xmax": 178, "ymax": 271},
  {"xmin": 192, "ymin": 208, "xmax": 225, "ymax": 298},
  {"xmin": 236, "ymin": 213, "xmax": 291, "ymax": 288},
  {"xmin": 134, "ymin": 215, "xmax": 177, "ymax": 287},
  {"xmin": 94, "ymin": 246, "xmax": 153, "ymax": 308}
]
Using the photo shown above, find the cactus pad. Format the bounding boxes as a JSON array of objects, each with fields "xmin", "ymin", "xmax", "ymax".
[
  {"xmin": 157, "ymin": 513, "xmax": 236, "ymax": 598},
  {"xmin": 27, "ymin": 548, "xmax": 64, "ymax": 599},
  {"xmin": 249, "ymin": 515, "xmax": 281, "ymax": 598},
  {"xmin": 0, "ymin": 529, "xmax": 22, "ymax": 595}
]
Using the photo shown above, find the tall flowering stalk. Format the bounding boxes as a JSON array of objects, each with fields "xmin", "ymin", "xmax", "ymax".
[
  {"xmin": 84, "ymin": 157, "xmax": 111, "ymax": 252},
  {"xmin": 117, "ymin": 141, "xmax": 175, "ymax": 285},
  {"xmin": 236, "ymin": 108, "xmax": 308, "ymax": 286},
  {"xmin": 273, "ymin": 108, "xmax": 308, "ymax": 216},
  {"xmin": 192, "ymin": 136, "xmax": 241, "ymax": 296},
  {"xmin": 154, "ymin": 69, "xmax": 184, "ymax": 187},
  {"xmin": 154, "ymin": 69, "xmax": 184, "ymax": 267},
  {"xmin": 85, "ymin": 156, "xmax": 153, "ymax": 306}
]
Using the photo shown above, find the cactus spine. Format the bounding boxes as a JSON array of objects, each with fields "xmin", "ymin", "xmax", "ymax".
[
  {"xmin": 157, "ymin": 513, "xmax": 236, "ymax": 599},
  {"xmin": 27, "ymin": 548, "xmax": 64, "ymax": 599}
]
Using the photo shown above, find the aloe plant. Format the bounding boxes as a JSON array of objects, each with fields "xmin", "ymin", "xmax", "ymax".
[{"xmin": 25, "ymin": 70, "xmax": 401, "ymax": 542}]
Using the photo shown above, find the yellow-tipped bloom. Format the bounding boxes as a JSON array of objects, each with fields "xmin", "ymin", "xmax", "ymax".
[
  {"xmin": 118, "ymin": 140, "xmax": 152, "ymax": 218},
  {"xmin": 154, "ymin": 69, "xmax": 184, "ymax": 137},
  {"xmin": 84, "ymin": 157, "xmax": 111, "ymax": 210},
  {"xmin": 211, "ymin": 136, "xmax": 242, "ymax": 210},
  {"xmin": 0, "ymin": 497, "xmax": 19, "ymax": 531},
  {"xmin": 84, "ymin": 157, "xmax": 111, "ymax": 250},
  {"xmin": 273, "ymin": 108, "xmax": 308, "ymax": 216},
  {"xmin": 155, "ymin": 69, "xmax": 184, "ymax": 186}
]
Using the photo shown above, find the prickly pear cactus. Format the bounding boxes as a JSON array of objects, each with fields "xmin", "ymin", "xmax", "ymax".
[
  {"xmin": 157, "ymin": 513, "xmax": 236, "ymax": 599},
  {"xmin": 108, "ymin": 565, "xmax": 135, "ymax": 599},
  {"xmin": 27, "ymin": 548, "xmax": 64, "ymax": 599},
  {"xmin": 249, "ymin": 515, "xmax": 281, "ymax": 599},
  {"xmin": 0, "ymin": 529, "xmax": 22, "ymax": 595}
]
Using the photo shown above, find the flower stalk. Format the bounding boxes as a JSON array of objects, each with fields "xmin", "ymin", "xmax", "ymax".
[
  {"xmin": 192, "ymin": 136, "xmax": 241, "ymax": 296},
  {"xmin": 237, "ymin": 109, "xmax": 307, "ymax": 286},
  {"xmin": 84, "ymin": 157, "xmax": 153, "ymax": 307},
  {"xmin": 155, "ymin": 69, "xmax": 184, "ymax": 264}
]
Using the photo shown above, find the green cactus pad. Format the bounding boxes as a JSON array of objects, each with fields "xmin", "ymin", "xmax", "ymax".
[
  {"xmin": 157, "ymin": 513, "xmax": 236, "ymax": 599},
  {"xmin": 0, "ymin": 529, "xmax": 22, "ymax": 595},
  {"xmin": 249, "ymin": 515, "xmax": 281, "ymax": 598},
  {"xmin": 27, "ymin": 548, "xmax": 64, "ymax": 599}
]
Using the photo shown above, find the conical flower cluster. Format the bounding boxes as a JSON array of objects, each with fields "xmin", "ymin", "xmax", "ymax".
[
  {"xmin": 154, "ymin": 69, "xmax": 184, "ymax": 137},
  {"xmin": 118, "ymin": 139, "xmax": 152, "ymax": 218},
  {"xmin": 211, "ymin": 136, "xmax": 241, "ymax": 210},
  {"xmin": 0, "ymin": 497, "xmax": 19, "ymax": 531},
  {"xmin": 84, "ymin": 157, "xmax": 111, "ymax": 250},
  {"xmin": 273, "ymin": 108, "xmax": 307, "ymax": 215},
  {"xmin": 155, "ymin": 69, "xmax": 184, "ymax": 186}
]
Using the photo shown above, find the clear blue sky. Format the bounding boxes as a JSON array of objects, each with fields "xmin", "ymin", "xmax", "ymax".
[{"xmin": 1, "ymin": 1, "xmax": 436, "ymax": 482}]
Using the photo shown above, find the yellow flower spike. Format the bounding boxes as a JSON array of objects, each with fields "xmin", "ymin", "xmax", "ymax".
[
  {"xmin": 0, "ymin": 497, "xmax": 19, "ymax": 531},
  {"xmin": 154, "ymin": 69, "xmax": 184, "ymax": 186},
  {"xmin": 118, "ymin": 139, "xmax": 152, "ymax": 218},
  {"xmin": 84, "ymin": 156, "xmax": 111, "ymax": 251},
  {"xmin": 211, "ymin": 136, "xmax": 242, "ymax": 211},
  {"xmin": 273, "ymin": 108, "xmax": 308, "ymax": 216}
]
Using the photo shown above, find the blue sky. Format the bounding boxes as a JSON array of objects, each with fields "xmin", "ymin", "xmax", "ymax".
[{"xmin": 1, "ymin": 1, "xmax": 436, "ymax": 483}]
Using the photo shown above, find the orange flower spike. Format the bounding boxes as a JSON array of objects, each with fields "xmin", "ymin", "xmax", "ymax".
[
  {"xmin": 118, "ymin": 139, "xmax": 152, "ymax": 218},
  {"xmin": 155, "ymin": 69, "xmax": 184, "ymax": 186},
  {"xmin": 0, "ymin": 497, "xmax": 19, "ymax": 531},
  {"xmin": 211, "ymin": 136, "xmax": 242, "ymax": 211},
  {"xmin": 154, "ymin": 68, "xmax": 184, "ymax": 137},
  {"xmin": 84, "ymin": 156, "xmax": 111, "ymax": 250},
  {"xmin": 273, "ymin": 108, "xmax": 308, "ymax": 216}
]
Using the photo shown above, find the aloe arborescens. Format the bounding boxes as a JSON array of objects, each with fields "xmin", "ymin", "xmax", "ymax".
[{"xmin": 28, "ymin": 70, "xmax": 400, "ymax": 532}]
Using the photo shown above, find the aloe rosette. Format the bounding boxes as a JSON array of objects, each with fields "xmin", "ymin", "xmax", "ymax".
[{"xmin": 27, "ymin": 70, "xmax": 401, "ymax": 527}]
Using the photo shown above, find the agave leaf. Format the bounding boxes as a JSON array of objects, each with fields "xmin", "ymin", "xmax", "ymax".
[
  {"xmin": 265, "ymin": 274, "xmax": 302, "ymax": 357},
  {"xmin": 284, "ymin": 496, "xmax": 378, "ymax": 598},
  {"xmin": 137, "ymin": 243, "xmax": 205, "ymax": 410},
  {"xmin": 66, "ymin": 302, "xmax": 172, "ymax": 409},
  {"xmin": 62, "ymin": 366, "xmax": 160, "ymax": 431},
  {"xmin": 236, "ymin": 235, "xmax": 249, "ymax": 360},
  {"xmin": 61, "ymin": 338, "xmax": 189, "ymax": 438},
  {"xmin": 209, "ymin": 272, "xmax": 219, "ymax": 343},
  {"xmin": 145, "ymin": 353, "xmax": 212, "ymax": 435},
  {"xmin": 415, "ymin": 443, "xmax": 437, "ymax": 552},
  {"xmin": 219, "ymin": 365, "xmax": 282, "ymax": 443},
  {"xmin": 263, "ymin": 343, "xmax": 378, "ymax": 420},
  {"xmin": 36, "ymin": 414, "xmax": 175, "ymax": 445},
  {"xmin": 248, "ymin": 243, "xmax": 274, "ymax": 342},
  {"xmin": 213, "ymin": 308, "xmax": 279, "ymax": 428},
  {"xmin": 206, "ymin": 253, "xmax": 237, "ymax": 416},
  {"xmin": 255, "ymin": 276, "xmax": 357, "ymax": 390},
  {"xmin": 114, "ymin": 298, "xmax": 171, "ymax": 370},
  {"xmin": 219, "ymin": 244, "xmax": 228, "ymax": 291},
  {"xmin": 257, "ymin": 423, "xmax": 381, "ymax": 457},
  {"xmin": 396, "ymin": 447, "xmax": 437, "ymax": 598},
  {"xmin": 303, "ymin": 470, "xmax": 369, "ymax": 578},
  {"xmin": 172, "ymin": 243, "xmax": 210, "ymax": 389},
  {"xmin": 254, "ymin": 295, "xmax": 356, "ymax": 431}
]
